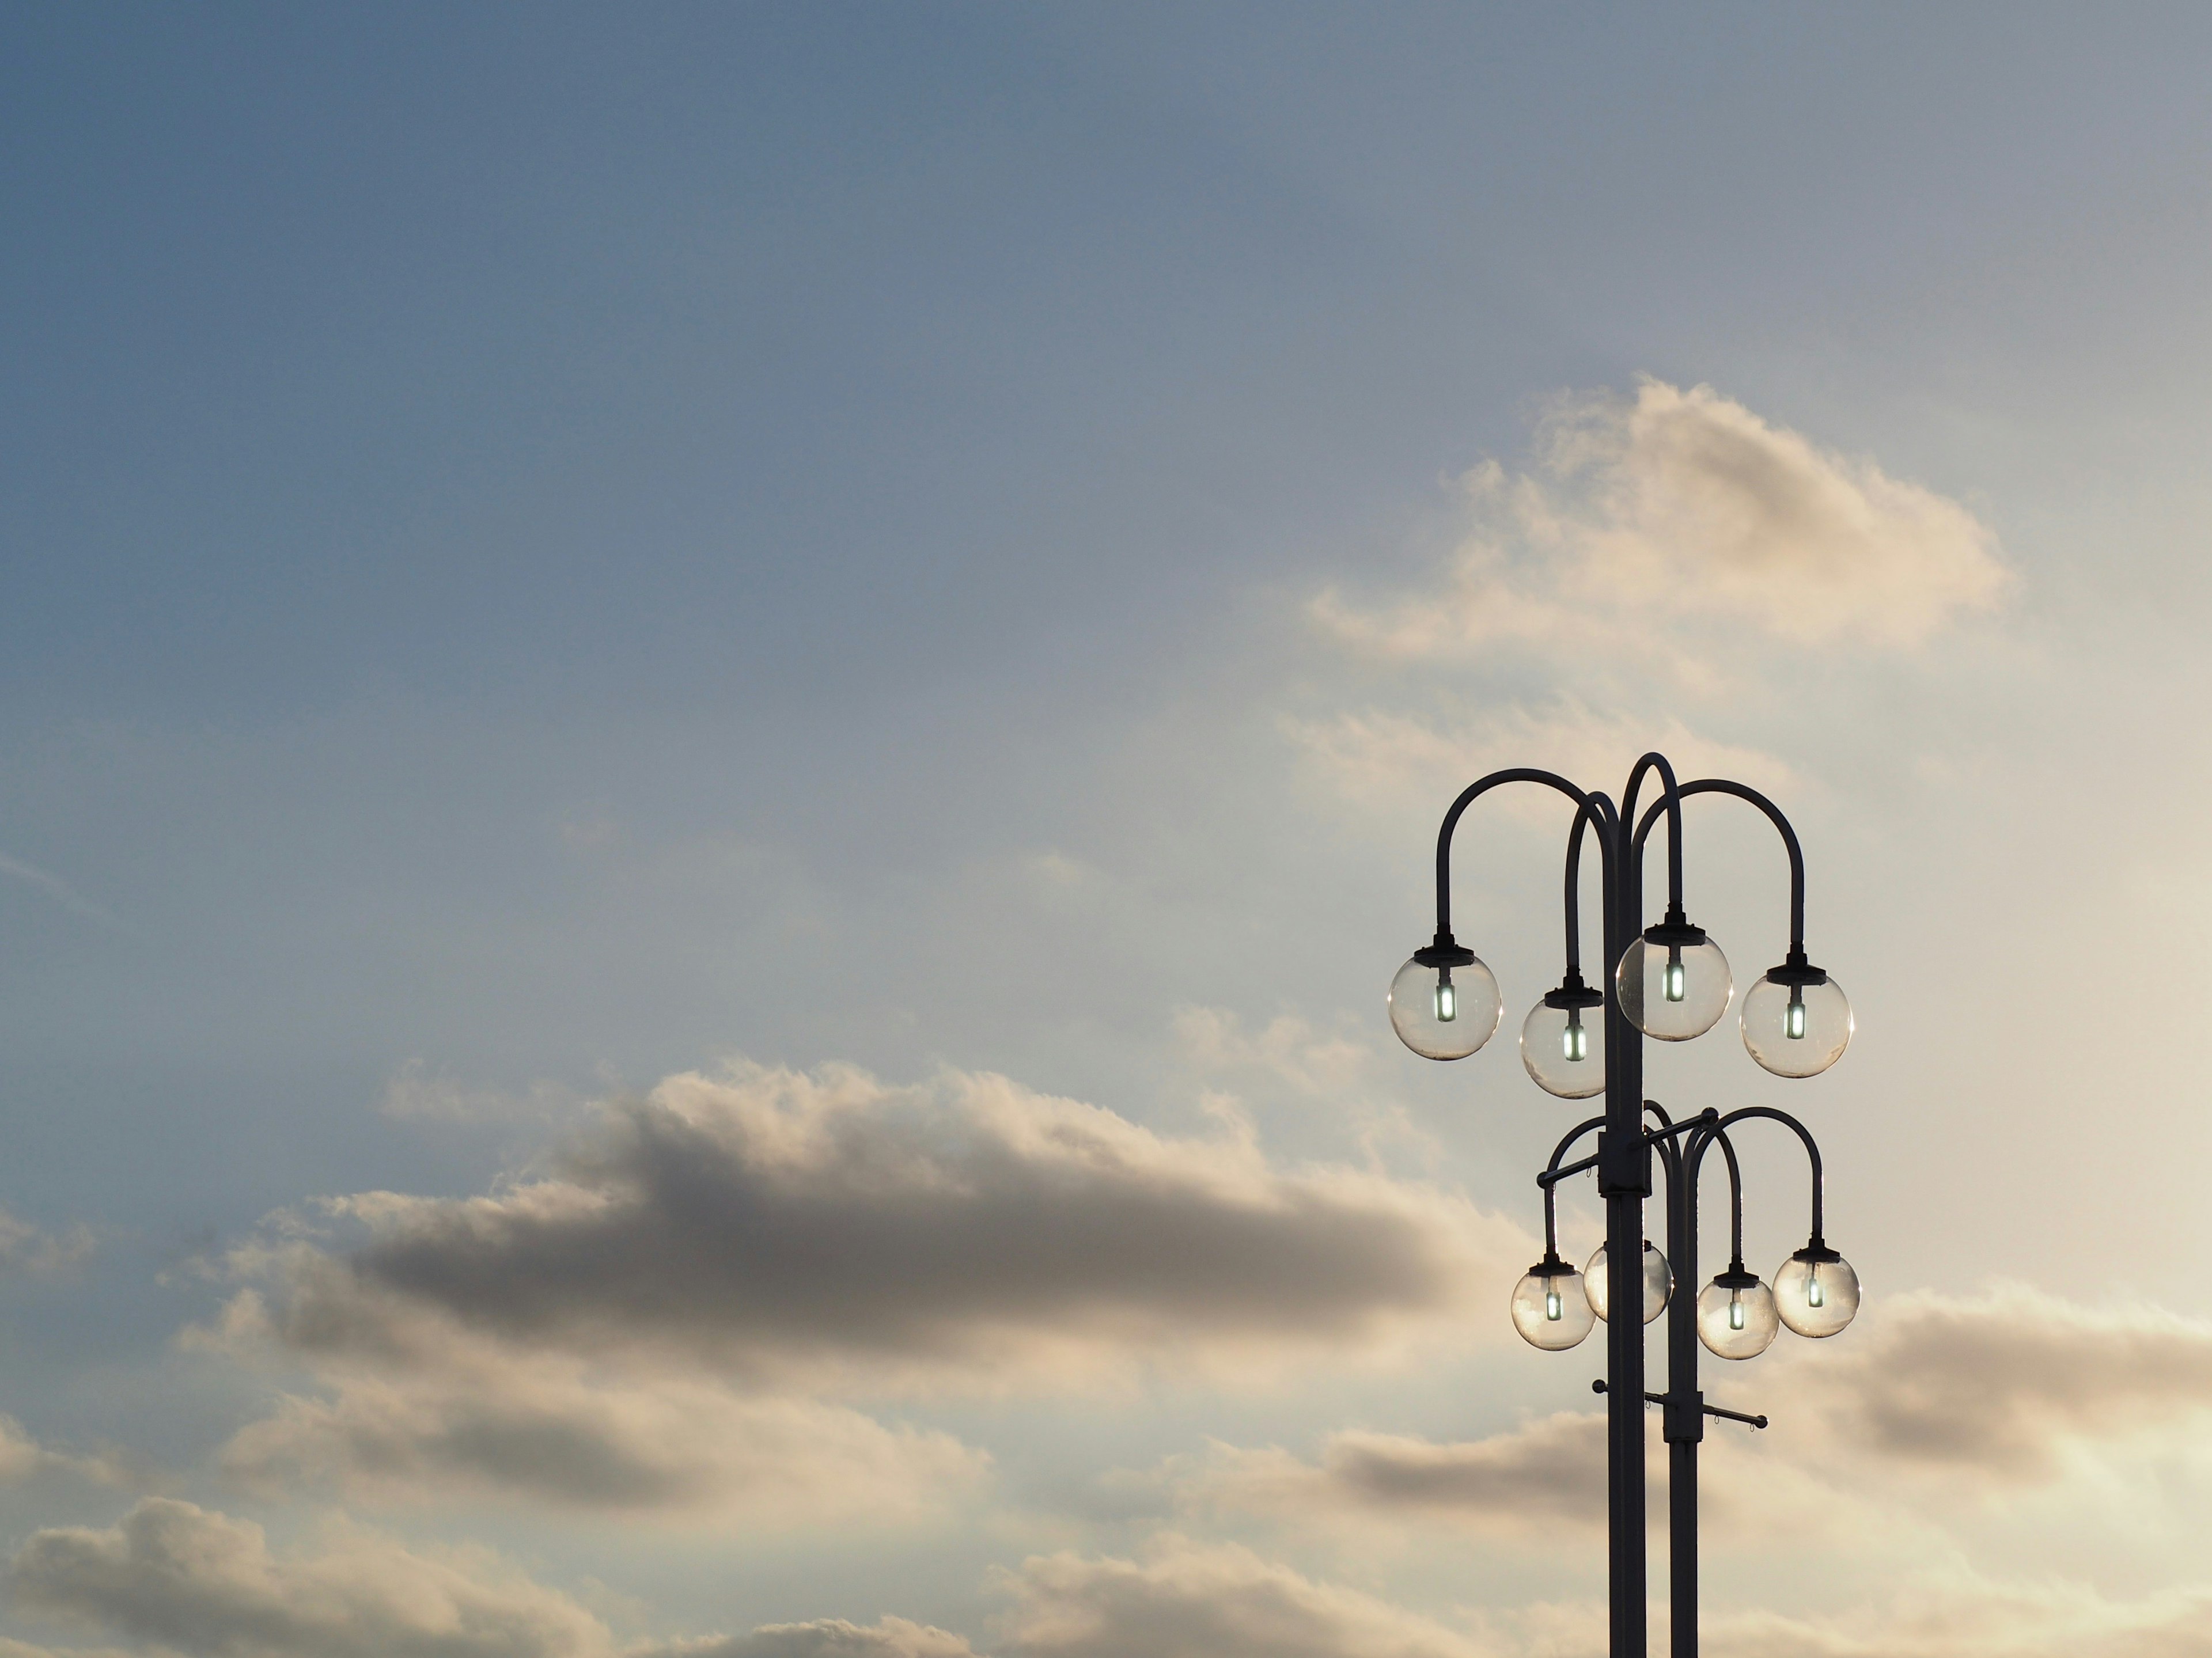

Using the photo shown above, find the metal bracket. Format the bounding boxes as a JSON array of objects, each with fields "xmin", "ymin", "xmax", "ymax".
[{"xmin": 1594, "ymin": 1379, "xmax": 1767, "ymax": 1433}]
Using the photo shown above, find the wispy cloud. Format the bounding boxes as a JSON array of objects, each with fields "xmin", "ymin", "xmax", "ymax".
[{"xmin": 0, "ymin": 849, "xmax": 122, "ymax": 932}]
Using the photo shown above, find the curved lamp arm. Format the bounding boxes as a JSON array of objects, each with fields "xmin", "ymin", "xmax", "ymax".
[
  {"xmin": 1620, "ymin": 752, "xmax": 1687, "ymax": 917},
  {"xmin": 1432, "ymin": 770, "xmax": 1615, "ymax": 949},
  {"xmin": 1702, "ymin": 1104, "xmax": 1828, "ymax": 1245},
  {"xmin": 1707, "ymin": 1129, "xmax": 1747, "ymax": 1269},
  {"xmin": 1634, "ymin": 777, "xmax": 1808, "ymax": 956},
  {"xmin": 1537, "ymin": 1115, "xmax": 1608, "ymax": 1256},
  {"xmin": 1559, "ymin": 796, "xmax": 1619, "ymax": 977}
]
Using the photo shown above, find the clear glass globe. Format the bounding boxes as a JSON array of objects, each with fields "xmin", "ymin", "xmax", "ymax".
[
  {"xmin": 1615, "ymin": 935, "xmax": 1732, "ymax": 1041},
  {"xmin": 1389, "ymin": 955, "xmax": 1501, "ymax": 1060},
  {"xmin": 1741, "ymin": 973, "xmax": 1853, "ymax": 1077},
  {"xmin": 1584, "ymin": 1240, "xmax": 1671, "ymax": 1323},
  {"xmin": 1521, "ymin": 999, "xmax": 1607, "ymax": 1098},
  {"xmin": 1510, "ymin": 1261, "xmax": 1596, "ymax": 1350},
  {"xmin": 1696, "ymin": 1272, "xmax": 1779, "ymax": 1359},
  {"xmin": 1774, "ymin": 1248, "xmax": 1861, "ymax": 1338}
]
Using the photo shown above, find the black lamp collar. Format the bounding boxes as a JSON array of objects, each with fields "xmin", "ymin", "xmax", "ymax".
[
  {"xmin": 1763, "ymin": 947, "xmax": 1830, "ymax": 988},
  {"xmin": 1542, "ymin": 967, "xmax": 1604, "ymax": 1010},
  {"xmin": 1414, "ymin": 934, "xmax": 1476, "ymax": 968},
  {"xmin": 1641, "ymin": 904, "xmax": 1706, "ymax": 948}
]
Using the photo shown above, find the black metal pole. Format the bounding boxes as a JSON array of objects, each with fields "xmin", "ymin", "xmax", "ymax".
[
  {"xmin": 1664, "ymin": 1116, "xmax": 1699, "ymax": 1658},
  {"xmin": 1602, "ymin": 760, "xmax": 1662, "ymax": 1658}
]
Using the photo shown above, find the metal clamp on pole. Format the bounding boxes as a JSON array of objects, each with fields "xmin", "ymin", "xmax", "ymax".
[{"xmin": 1593, "ymin": 1128, "xmax": 1652, "ymax": 1198}]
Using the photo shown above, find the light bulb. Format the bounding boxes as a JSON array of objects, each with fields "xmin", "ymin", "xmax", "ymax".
[
  {"xmin": 1698, "ymin": 1270, "xmax": 1779, "ymax": 1359},
  {"xmin": 1562, "ymin": 1010, "xmax": 1588, "ymax": 1062},
  {"xmin": 1662, "ymin": 950, "xmax": 1686, "ymax": 1003},
  {"xmin": 1774, "ymin": 1247, "xmax": 1859, "ymax": 1337},
  {"xmin": 1391, "ymin": 955, "xmax": 1501, "ymax": 1061},
  {"xmin": 1545, "ymin": 1288, "xmax": 1562, "ymax": 1321},
  {"xmin": 1741, "ymin": 970, "xmax": 1851, "ymax": 1077}
]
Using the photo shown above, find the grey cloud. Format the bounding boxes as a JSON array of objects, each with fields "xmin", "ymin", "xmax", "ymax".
[
  {"xmin": 218, "ymin": 1364, "xmax": 986, "ymax": 1520},
  {"xmin": 994, "ymin": 1539, "xmax": 1494, "ymax": 1658},
  {"xmin": 0, "ymin": 1206, "xmax": 93, "ymax": 1276},
  {"xmin": 649, "ymin": 1618, "xmax": 979, "ymax": 1658},
  {"xmin": 6, "ymin": 1499, "xmax": 613, "ymax": 1658},
  {"xmin": 1195, "ymin": 1414, "xmax": 1608, "ymax": 1531},
  {"xmin": 202, "ymin": 1058, "xmax": 1513, "ymax": 1515},
  {"xmin": 1787, "ymin": 1287, "xmax": 2212, "ymax": 1476},
  {"xmin": 237, "ymin": 1060, "xmax": 1512, "ymax": 1382}
]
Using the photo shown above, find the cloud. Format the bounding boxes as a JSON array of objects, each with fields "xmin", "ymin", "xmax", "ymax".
[
  {"xmin": 1781, "ymin": 1285, "xmax": 2212, "ymax": 1478},
  {"xmin": 1314, "ymin": 380, "xmax": 2006, "ymax": 664},
  {"xmin": 1285, "ymin": 699, "xmax": 1799, "ymax": 825},
  {"xmin": 651, "ymin": 1619, "xmax": 980, "ymax": 1658},
  {"xmin": 378, "ymin": 1064, "xmax": 581, "ymax": 1128},
  {"xmin": 1194, "ymin": 1414, "xmax": 1608, "ymax": 1532},
  {"xmin": 0, "ymin": 849, "xmax": 123, "ymax": 932},
  {"xmin": 0, "ymin": 1414, "xmax": 132, "ymax": 1490},
  {"xmin": 199, "ymin": 1058, "xmax": 1522, "ymax": 1516},
  {"xmin": 227, "ymin": 1060, "xmax": 1516, "ymax": 1387},
  {"xmin": 216, "ymin": 1356, "xmax": 985, "ymax": 1520},
  {"xmin": 0, "ymin": 1206, "xmax": 94, "ymax": 1276},
  {"xmin": 994, "ymin": 1537, "xmax": 1494, "ymax": 1658},
  {"xmin": 7, "ymin": 1499, "xmax": 616, "ymax": 1658}
]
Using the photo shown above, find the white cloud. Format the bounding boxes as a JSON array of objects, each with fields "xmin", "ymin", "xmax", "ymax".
[
  {"xmin": 216, "ymin": 1352, "xmax": 986, "ymax": 1522},
  {"xmin": 1315, "ymin": 380, "xmax": 2006, "ymax": 664},
  {"xmin": 994, "ymin": 1537, "xmax": 1496, "ymax": 1658},
  {"xmin": 1285, "ymin": 699, "xmax": 1800, "ymax": 825},
  {"xmin": 652, "ymin": 1619, "xmax": 980, "ymax": 1658},
  {"xmin": 7, "ymin": 1500, "xmax": 616, "ymax": 1658}
]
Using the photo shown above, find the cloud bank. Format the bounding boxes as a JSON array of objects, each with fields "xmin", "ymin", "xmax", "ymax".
[{"xmin": 200, "ymin": 1060, "xmax": 1521, "ymax": 1518}]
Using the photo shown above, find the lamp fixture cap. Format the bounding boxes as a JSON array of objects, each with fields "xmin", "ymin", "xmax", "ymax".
[
  {"xmin": 1641, "ymin": 908, "xmax": 1707, "ymax": 948},
  {"xmin": 1413, "ymin": 935, "xmax": 1477, "ymax": 968},
  {"xmin": 1541, "ymin": 969, "xmax": 1605, "ymax": 1011},
  {"xmin": 1762, "ymin": 949, "xmax": 1831, "ymax": 988}
]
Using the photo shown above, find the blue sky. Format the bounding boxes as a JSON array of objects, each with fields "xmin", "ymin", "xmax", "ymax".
[{"xmin": 6, "ymin": 6, "xmax": 2212, "ymax": 1655}]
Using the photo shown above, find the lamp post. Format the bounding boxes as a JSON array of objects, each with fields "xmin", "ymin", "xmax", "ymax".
[{"xmin": 1388, "ymin": 754, "xmax": 1857, "ymax": 1658}]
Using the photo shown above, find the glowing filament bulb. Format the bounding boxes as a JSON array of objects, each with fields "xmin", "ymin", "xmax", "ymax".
[
  {"xmin": 1662, "ymin": 948, "xmax": 1686, "ymax": 1003},
  {"xmin": 1545, "ymin": 1289, "xmax": 1563, "ymax": 1321},
  {"xmin": 1728, "ymin": 1293, "xmax": 1746, "ymax": 1331},
  {"xmin": 1434, "ymin": 973, "xmax": 1457, "ymax": 1022},
  {"xmin": 1785, "ymin": 988, "xmax": 1807, "ymax": 1040},
  {"xmin": 1562, "ymin": 1009, "xmax": 1588, "ymax": 1063},
  {"xmin": 1806, "ymin": 1268, "xmax": 1824, "ymax": 1308}
]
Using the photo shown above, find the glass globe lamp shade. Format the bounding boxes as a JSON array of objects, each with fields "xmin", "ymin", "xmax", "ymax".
[
  {"xmin": 1520, "ymin": 984, "xmax": 1607, "ymax": 1099},
  {"xmin": 1389, "ymin": 954, "xmax": 1501, "ymax": 1060},
  {"xmin": 1615, "ymin": 929, "xmax": 1732, "ymax": 1041},
  {"xmin": 1584, "ymin": 1240, "xmax": 1672, "ymax": 1324},
  {"xmin": 1696, "ymin": 1269, "xmax": 1780, "ymax": 1359},
  {"xmin": 1510, "ymin": 1258, "xmax": 1596, "ymax": 1350},
  {"xmin": 1741, "ymin": 969, "xmax": 1853, "ymax": 1078},
  {"xmin": 1774, "ymin": 1246, "xmax": 1861, "ymax": 1338}
]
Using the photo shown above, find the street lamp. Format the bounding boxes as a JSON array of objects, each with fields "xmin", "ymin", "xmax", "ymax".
[{"xmin": 1388, "ymin": 756, "xmax": 1856, "ymax": 1658}]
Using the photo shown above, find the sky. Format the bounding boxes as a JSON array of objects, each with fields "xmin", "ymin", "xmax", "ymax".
[{"xmin": 5, "ymin": 3, "xmax": 2212, "ymax": 1653}]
